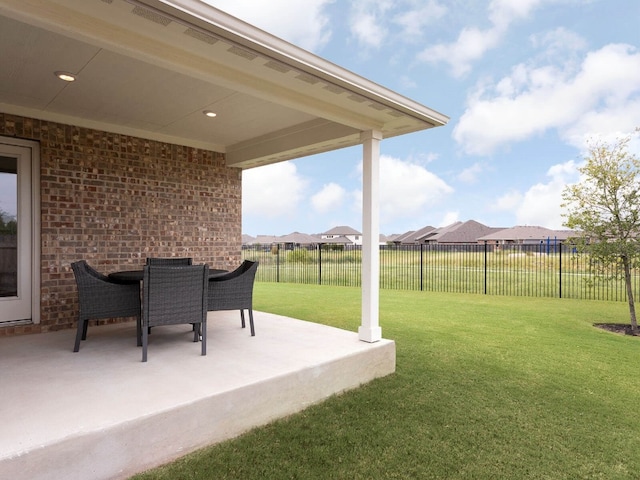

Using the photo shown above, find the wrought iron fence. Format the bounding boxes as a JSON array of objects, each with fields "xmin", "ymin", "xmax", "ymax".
[{"xmin": 242, "ymin": 242, "xmax": 640, "ymax": 302}]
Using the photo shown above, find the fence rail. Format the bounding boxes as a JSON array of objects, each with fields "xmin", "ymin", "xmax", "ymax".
[{"xmin": 242, "ymin": 242, "xmax": 639, "ymax": 302}]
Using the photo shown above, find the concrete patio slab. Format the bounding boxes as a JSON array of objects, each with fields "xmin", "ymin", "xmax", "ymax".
[{"xmin": 0, "ymin": 311, "xmax": 395, "ymax": 480}]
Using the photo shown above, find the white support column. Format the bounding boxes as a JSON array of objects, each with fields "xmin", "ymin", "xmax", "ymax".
[{"xmin": 359, "ymin": 130, "xmax": 383, "ymax": 343}]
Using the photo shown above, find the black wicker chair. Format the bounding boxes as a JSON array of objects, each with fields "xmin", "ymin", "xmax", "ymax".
[
  {"xmin": 142, "ymin": 264, "xmax": 209, "ymax": 362},
  {"xmin": 146, "ymin": 257, "xmax": 193, "ymax": 266},
  {"xmin": 207, "ymin": 260, "xmax": 258, "ymax": 336},
  {"xmin": 146, "ymin": 258, "xmax": 197, "ymax": 331},
  {"xmin": 71, "ymin": 260, "xmax": 141, "ymax": 352}
]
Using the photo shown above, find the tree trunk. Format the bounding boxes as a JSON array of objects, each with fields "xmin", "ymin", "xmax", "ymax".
[{"xmin": 622, "ymin": 256, "xmax": 638, "ymax": 335}]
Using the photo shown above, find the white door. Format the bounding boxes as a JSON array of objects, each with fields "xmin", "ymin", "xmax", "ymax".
[{"xmin": 0, "ymin": 139, "xmax": 38, "ymax": 323}]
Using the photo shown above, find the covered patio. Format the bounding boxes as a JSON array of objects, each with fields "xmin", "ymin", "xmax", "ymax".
[
  {"xmin": 1, "ymin": 309, "xmax": 395, "ymax": 479},
  {"xmin": 0, "ymin": 1, "xmax": 445, "ymax": 478}
]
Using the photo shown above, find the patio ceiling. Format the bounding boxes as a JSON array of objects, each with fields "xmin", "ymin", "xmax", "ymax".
[{"xmin": 0, "ymin": 0, "xmax": 448, "ymax": 169}]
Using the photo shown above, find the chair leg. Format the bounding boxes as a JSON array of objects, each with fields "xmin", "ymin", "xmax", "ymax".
[
  {"xmin": 240, "ymin": 310, "xmax": 246, "ymax": 328},
  {"xmin": 142, "ymin": 323, "xmax": 149, "ymax": 362},
  {"xmin": 81, "ymin": 319, "xmax": 89, "ymax": 340},
  {"xmin": 248, "ymin": 309, "xmax": 255, "ymax": 337},
  {"xmin": 201, "ymin": 320, "xmax": 207, "ymax": 356},
  {"xmin": 136, "ymin": 315, "xmax": 142, "ymax": 347},
  {"xmin": 192, "ymin": 324, "xmax": 199, "ymax": 342},
  {"xmin": 73, "ymin": 318, "xmax": 87, "ymax": 352}
]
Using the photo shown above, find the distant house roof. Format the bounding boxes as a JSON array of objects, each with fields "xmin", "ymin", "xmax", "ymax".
[
  {"xmin": 279, "ymin": 232, "xmax": 321, "ymax": 245},
  {"xmin": 415, "ymin": 220, "xmax": 496, "ymax": 244},
  {"xmin": 478, "ymin": 226, "xmax": 575, "ymax": 243},
  {"xmin": 397, "ymin": 225, "xmax": 436, "ymax": 244},
  {"xmin": 390, "ymin": 230, "xmax": 415, "ymax": 244},
  {"xmin": 242, "ymin": 234, "xmax": 256, "ymax": 245},
  {"xmin": 323, "ymin": 226, "xmax": 361, "ymax": 236},
  {"xmin": 254, "ymin": 235, "xmax": 279, "ymax": 244},
  {"xmin": 418, "ymin": 221, "xmax": 462, "ymax": 242}
]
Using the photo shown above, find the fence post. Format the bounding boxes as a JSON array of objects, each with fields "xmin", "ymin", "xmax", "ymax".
[
  {"xmin": 318, "ymin": 244, "xmax": 322, "ymax": 285},
  {"xmin": 559, "ymin": 242, "xmax": 562, "ymax": 298},
  {"xmin": 484, "ymin": 241, "xmax": 488, "ymax": 295},
  {"xmin": 419, "ymin": 244, "xmax": 424, "ymax": 291},
  {"xmin": 276, "ymin": 243, "xmax": 280, "ymax": 283}
]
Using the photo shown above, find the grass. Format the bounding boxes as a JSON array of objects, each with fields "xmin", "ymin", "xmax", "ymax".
[{"xmin": 132, "ymin": 283, "xmax": 640, "ymax": 479}]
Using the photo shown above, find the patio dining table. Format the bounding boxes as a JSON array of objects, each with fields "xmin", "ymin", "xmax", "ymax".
[{"xmin": 109, "ymin": 268, "xmax": 228, "ymax": 284}]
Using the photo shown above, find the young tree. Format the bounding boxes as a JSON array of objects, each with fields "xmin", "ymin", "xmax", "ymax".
[{"xmin": 562, "ymin": 129, "xmax": 640, "ymax": 335}]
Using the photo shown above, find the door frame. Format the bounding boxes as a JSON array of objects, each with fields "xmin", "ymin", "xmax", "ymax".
[{"xmin": 0, "ymin": 136, "xmax": 40, "ymax": 325}]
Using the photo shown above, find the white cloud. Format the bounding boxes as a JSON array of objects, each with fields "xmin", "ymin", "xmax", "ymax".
[
  {"xmin": 418, "ymin": 26, "xmax": 502, "ymax": 77},
  {"xmin": 202, "ymin": 0, "xmax": 334, "ymax": 51},
  {"xmin": 457, "ymin": 162, "xmax": 484, "ymax": 184},
  {"xmin": 417, "ymin": 0, "xmax": 544, "ymax": 77},
  {"xmin": 348, "ymin": 0, "xmax": 448, "ymax": 50},
  {"xmin": 392, "ymin": 1, "xmax": 447, "ymax": 40},
  {"xmin": 242, "ymin": 163, "xmax": 309, "ymax": 218},
  {"xmin": 439, "ymin": 211, "xmax": 460, "ymax": 227},
  {"xmin": 493, "ymin": 190, "xmax": 523, "ymax": 211},
  {"xmin": 375, "ymin": 155, "xmax": 453, "ymax": 223},
  {"xmin": 350, "ymin": 13, "xmax": 386, "ymax": 49},
  {"xmin": 495, "ymin": 160, "xmax": 580, "ymax": 229},
  {"xmin": 311, "ymin": 183, "xmax": 346, "ymax": 213},
  {"xmin": 488, "ymin": 0, "xmax": 545, "ymax": 29},
  {"xmin": 529, "ymin": 27, "xmax": 588, "ymax": 62},
  {"xmin": 453, "ymin": 43, "xmax": 640, "ymax": 155},
  {"xmin": 348, "ymin": 0, "xmax": 393, "ymax": 49},
  {"xmin": 351, "ymin": 155, "xmax": 453, "ymax": 228}
]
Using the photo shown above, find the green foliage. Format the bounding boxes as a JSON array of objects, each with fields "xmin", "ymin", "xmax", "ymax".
[
  {"xmin": 0, "ymin": 209, "xmax": 17, "ymax": 235},
  {"xmin": 562, "ymin": 129, "xmax": 640, "ymax": 332},
  {"xmin": 286, "ymin": 248, "xmax": 316, "ymax": 264}
]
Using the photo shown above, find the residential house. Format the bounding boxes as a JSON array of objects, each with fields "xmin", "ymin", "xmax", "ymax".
[
  {"xmin": 418, "ymin": 220, "xmax": 499, "ymax": 245},
  {"xmin": 321, "ymin": 226, "xmax": 363, "ymax": 246},
  {"xmin": 393, "ymin": 225, "xmax": 436, "ymax": 245},
  {"xmin": 478, "ymin": 225, "xmax": 576, "ymax": 247},
  {"xmin": 278, "ymin": 231, "xmax": 321, "ymax": 249},
  {"xmin": 241, "ymin": 234, "xmax": 257, "ymax": 245}
]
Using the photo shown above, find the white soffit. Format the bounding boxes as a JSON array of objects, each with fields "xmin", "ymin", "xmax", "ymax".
[{"xmin": 0, "ymin": 0, "xmax": 448, "ymax": 168}]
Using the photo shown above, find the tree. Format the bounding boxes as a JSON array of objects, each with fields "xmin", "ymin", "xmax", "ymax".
[
  {"xmin": 0, "ymin": 209, "xmax": 17, "ymax": 235},
  {"xmin": 562, "ymin": 129, "xmax": 640, "ymax": 335}
]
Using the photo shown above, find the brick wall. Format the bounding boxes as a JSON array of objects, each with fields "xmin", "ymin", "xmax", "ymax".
[{"xmin": 0, "ymin": 113, "xmax": 242, "ymax": 336}]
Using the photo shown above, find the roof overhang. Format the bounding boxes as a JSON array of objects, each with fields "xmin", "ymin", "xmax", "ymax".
[{"xmin": 0, "ymin": 0, "xmax": 448, "ymax": 169}]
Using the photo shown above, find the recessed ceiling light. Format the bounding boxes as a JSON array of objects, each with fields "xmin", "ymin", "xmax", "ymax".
[
  {"xmin": 55, "ymin": 71, "xmax": 77, "ymax": 82},
  {"xmin": 203, "ymin": 110, "xmax": 217, "ymax": 118}
]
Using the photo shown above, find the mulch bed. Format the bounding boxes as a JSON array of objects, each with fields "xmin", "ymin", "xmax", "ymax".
[{"xmin": 593, "ymin": 323, "xmax": 639, "ymax": 337}]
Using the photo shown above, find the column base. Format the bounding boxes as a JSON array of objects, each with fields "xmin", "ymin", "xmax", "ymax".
[{"xmin": 358, "ymin": 325, "xmax": 382, "ymax": 343}]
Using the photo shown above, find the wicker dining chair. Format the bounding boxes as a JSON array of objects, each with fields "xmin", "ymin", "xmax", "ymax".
[
  {"xmin": 141, "ymin": 264, "xmax": 209, "ymax": 362},
  {"xmin": 145, "ymin": 257, "xmax": 197, "ymax": 331},
  {"xmin": 207, "ymin": 260, "xmax": 258, "ymax": 336},
  {"xmin": 71, "ymin": 260, "xmax": 142, "ymax": 352},
  {"xmin": 145, "ymin": 257, "xmax": 193, "ymax": 266}
]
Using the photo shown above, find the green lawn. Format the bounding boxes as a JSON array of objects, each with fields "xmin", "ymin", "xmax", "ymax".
[{"xmin": 132, "ymin": 283, "xmax": 640, "ymax": 479}]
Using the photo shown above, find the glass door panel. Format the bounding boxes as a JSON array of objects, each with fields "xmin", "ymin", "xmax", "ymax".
[
  {"xmin": 0, "ymin": 156, "xmax": 18, "ymax": 297},
  {"xmin": 0, "ymin": 142, "xmax": 32, "ymax": 323}
]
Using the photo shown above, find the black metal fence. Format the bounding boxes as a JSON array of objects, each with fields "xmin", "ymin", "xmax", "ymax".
[{"xmin": 242, "ymin": 242, "xmax": 640, "ymax": 302}]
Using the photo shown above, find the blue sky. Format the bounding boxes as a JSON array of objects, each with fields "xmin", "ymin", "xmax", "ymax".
[{"xmin": 210, "ymin": 0, "xmax": 640, "ymax": 237}]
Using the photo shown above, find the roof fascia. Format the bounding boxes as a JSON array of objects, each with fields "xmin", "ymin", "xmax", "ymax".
[{"xmin": 138, "ymin": 0, "xmax": 449, "ymax": 127}]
